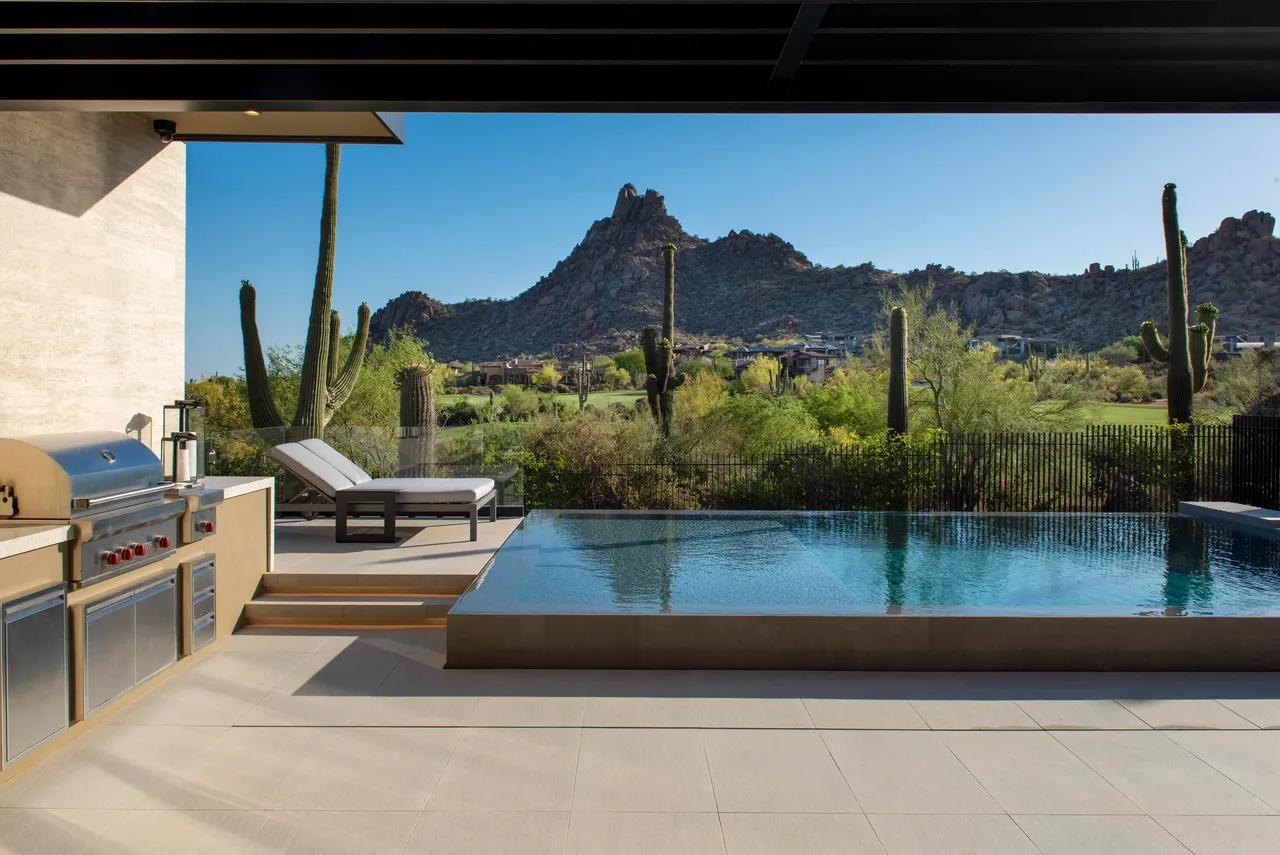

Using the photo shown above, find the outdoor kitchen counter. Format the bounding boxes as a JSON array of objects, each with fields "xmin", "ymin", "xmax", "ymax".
[{"xmin": 0, "ymin": 522, "xmax": 73, "ymax": 561}]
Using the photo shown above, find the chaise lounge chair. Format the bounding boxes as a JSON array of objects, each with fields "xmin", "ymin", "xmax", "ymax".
[{"xmin": 270, "ymin": 438, "xmax": 498, "ymax": 544}]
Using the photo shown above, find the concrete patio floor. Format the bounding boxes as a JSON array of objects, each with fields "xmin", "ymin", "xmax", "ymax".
[{"xmin": 3, "ymin": 624, "xmax": 1280, "ymax": 853}]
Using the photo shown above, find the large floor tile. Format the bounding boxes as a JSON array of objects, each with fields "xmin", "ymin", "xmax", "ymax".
[
  {"xmin": 1052, "ymin": 731, "xmax": 1276, "ymax": 815},
  {"xmin": 583, "ymin": 697, "xmax": 699, "ymax": 728},
  {"xmin": 1118, "ymin": 700, "xmax": 1257, "ymax": 730},
  {"xmin": 1219, "ymin": 700, "xmax": 1280, "ymax": 729},
  {"xmin": 702, "ymin": 729, "xmax": 859, "ymax": 813},
  {"xmin": 351, "ymin": 694, "xmax": 478, "ymax": 727},
  {"xmin": 112, "ymin": 653, "xmax": 305, "ymax": 726},
  {"xmin": 427, "ymin": 728, "xmax": 580, "ymax": 811},
  {"xmin": 217, "ymin": 629, "xmax": 333, "ymax": 653},
  {"xmin": 467, "ymin": 697, "xmax": 585, "ymax": 727},
  {"xmin": 821, "ymin": 730, "xmax": 1002, "ymax": 815},
  {"xmin": 268, "ymin": 649, "xmax": 403, "ymax": 697},
  {"xmin": 1015, "ymin": 700, "xmax": 1151, "ymax": 731},
  {"xmin": 243, "ymin": 810, "xmax": 420, "ymax": 855},
  {"xmin": 0, "ymin": 725, "xmax": 226, "ymax": 810},
  {"xmin": 140, "ymin": 726, "xmax": 339, "ymax": 810},
  {"xmin": 910, "ymin": 700, "xmax": 1040, "ymax": 730},
  {"xmin": 1155, "ymin": 815, "xmax": 1280, "ymax": 854},
  {"xmin": 720, "ymin": 813, "xmax": 886, "ymax": 854},
  {"xmin": 85, "ymin": 809, "xmax": 270, "ymax": 855},
  {"xmin": 1164, "ymin": 731, "xmax": 1280, "ymax": 811},
  {"xmin": 282, "ymin": 727, "xmax": 461, "ymax": 811},
  {"xmin": 565, "ymin": 812, "xmax": 726, "ymax": 855},
  {"xmin": 572, "ymin": 729, "xmax": 716, "ymax": 812},
  {"xmin": 1013, "ymin": 815, "xmax": 1189, "ymax": 855},
  {"xmin": 803, "ymin": 700, "xmax": 928, "ymax": 730},
  {"xmin": 0, "ymin": 809, "xmax": 125, "ymax": 855},
  {"xmin": 234, "ymin": 694, "xmax": 371, "ymax": 727},
  {"xmin": 695, "ymin": 698, "xmax": 814, "ymax": 729},
  {"xmin": 941, "ymin": 731, "xmax": 1141, "ymax": 815},
  {"xmin": 867, "ymin": 815, "xmax": 1040, "ymax": 854},
  {"xmin": 406, "ymin": 811, "xmax": 569, "ymax": 855}
]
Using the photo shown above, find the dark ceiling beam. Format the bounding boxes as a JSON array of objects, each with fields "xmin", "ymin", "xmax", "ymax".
[{"xmin": 769, "ymin": 2, "xmax": 828, "ymax": 89}]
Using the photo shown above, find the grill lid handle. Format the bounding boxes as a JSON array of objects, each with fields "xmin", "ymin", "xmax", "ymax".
[{"xmin": 71, "ymin": 483, "xmax": 171, "ymax": 510}]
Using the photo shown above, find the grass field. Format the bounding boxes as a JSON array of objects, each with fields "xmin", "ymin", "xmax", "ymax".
[
  {"xmin": 441, "ymin": 390, "xmax": 645, "ymax": 409},
  {"xmin": 1086, "ymin": 402, "xmax": 1167, "ymax": 426}
]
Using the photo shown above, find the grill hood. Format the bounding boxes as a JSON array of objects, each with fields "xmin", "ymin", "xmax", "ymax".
[{"xmin": 0, "ymin": 431, "xmax": 163, "ymax": 519}]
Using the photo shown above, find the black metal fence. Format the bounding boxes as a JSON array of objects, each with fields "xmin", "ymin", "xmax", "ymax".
[{"xmin": 523, "ymin": 423, "xmax": 1275, "ymax": 513}]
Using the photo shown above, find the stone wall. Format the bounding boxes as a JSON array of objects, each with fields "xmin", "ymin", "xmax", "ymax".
[{"xmin": 0, "ymin": 112, "xmax": 185, "ymax": 450}]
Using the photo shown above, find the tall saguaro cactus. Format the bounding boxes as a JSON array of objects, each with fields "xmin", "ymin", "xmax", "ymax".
[
  {"xmin": 1138, "ymin": 183, "xmax": 1219, "ymax": 425},
  {"xmin": 641, "ymin": 243, "xmax": 687, "ymax": 437},
  {"xmin": 239, "ymin": 144, "xmax": 371, "ymax": 440},
  {"xmin": 577, "ymin": 349, "xmax": 590, "ymax": 413},
  {"xmin": 398, "ymin": 362, "xmax": 436, "ymax": 477},
  {"xmin": 888, "ymin": 306, "xmax": 910, "ymax": 435}
]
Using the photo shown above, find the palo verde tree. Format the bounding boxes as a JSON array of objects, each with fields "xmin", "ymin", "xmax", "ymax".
[
  {"xmin": 239, "ymin": 143, "xmax": 371, "ymax": 441},
  {"xmin": 641, "ymin": 243, "xmax": 687, "ymax": 437},
  {"xmin": 1139, "ymin": 183, "xmax": 1219, "ymax": 425}
]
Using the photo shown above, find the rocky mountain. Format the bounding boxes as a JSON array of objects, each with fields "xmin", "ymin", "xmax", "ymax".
[{"xmin": 369, "ymin": 184, "xmax": 1280, "ymax": 361}]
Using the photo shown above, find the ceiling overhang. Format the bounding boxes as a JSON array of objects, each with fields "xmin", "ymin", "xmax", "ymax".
[
  {"xmin": 2, "ymin": 1, "xmax": 1279, "ymax": 113},
  {"xmin": 138, "ymin": 110, "xmax": 405, "ymax": 144}
]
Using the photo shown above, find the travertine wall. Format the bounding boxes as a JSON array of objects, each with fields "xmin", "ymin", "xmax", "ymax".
[{"xmin": 0, "ymin": 112, "xmax": 185, "ymax": 450}]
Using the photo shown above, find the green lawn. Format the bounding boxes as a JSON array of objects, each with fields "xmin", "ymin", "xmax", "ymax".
[
  {"xmin": 441, "ymin": 390, "xmax": 645, "ymax": 409},
  {"xmin": 1087, "ymin": 402, "xmax": 1168, "ymax": 426}
]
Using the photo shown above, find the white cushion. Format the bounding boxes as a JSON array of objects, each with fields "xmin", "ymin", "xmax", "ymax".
[
  {"xmin": 269, "ymin": 442, "xmax": 355, "ymax": 498},
  {"xmin": 341, "ymin": 477, "xmax": 496, "ymax": 504},
  {"xmin": 298, "ymin": 438, "xmax": 373, "ymax": 484}
]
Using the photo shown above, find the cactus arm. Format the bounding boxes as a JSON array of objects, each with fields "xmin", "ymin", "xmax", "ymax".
[
  {"xmin": 324, "ymin": 302, "xmax": 371, "ymax": 423},
  {"xmin": 888, "ymin": 305, "xmax": 910, "ymax": 435},
  {"xmin": 326, "ymin": 309, "xmax": 341, "ymax": 387},
  {"xmin": 1139, "ymin": 320, "xmax": 1170, "ymax": 363},
  {"xmin": 641, "ymin": 327, "xmax": 664, "ymax": 394},
  {"xmin": 292, "ymin": 143, "xmax": 341, "ymax": 438},
  {"xmin": 238, "ymin": 280, "xmax": 286, "ymax": 430},
  {"xmin": 644, "ymin": 374, "xmax": 661, "ymax": 420},
  {"xmin": 1189, "ymin": 323, "xmax": 1211, "ymax": 393},
  {"xmin": 669, "ymin": 372, "xmax": 687, "ymax": 390}
]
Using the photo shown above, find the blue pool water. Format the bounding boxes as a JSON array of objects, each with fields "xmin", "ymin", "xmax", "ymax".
[{"xmin": 449, "ymin": 511, "xmax": 1280, "ymax": 617}]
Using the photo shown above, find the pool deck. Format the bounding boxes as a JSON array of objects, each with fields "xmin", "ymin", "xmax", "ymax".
[{"xmin": 3, "ymin": 626, "xmax": 1280, "ymax": 853}]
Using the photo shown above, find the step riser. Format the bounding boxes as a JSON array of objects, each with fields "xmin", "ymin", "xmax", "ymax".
[
  {"xmin": 244, "ymin": 616, "xmax": 447, "ymax": 628},
  {"xmin": 261, "ymin": 573, "xmax": 475, "ymax": 597}
]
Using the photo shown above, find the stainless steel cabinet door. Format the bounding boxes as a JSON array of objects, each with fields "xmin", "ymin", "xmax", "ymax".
[
  {"xmin": 2, "ymin": 586, "xmax": 69, "ymax": 765},
  {"xmin": 84, "ymin": 595, "xmax": 136, "ymax": 715},
  {"xmin": 133, "ymin": 578, "xmax": 177, "ymax": 683}
]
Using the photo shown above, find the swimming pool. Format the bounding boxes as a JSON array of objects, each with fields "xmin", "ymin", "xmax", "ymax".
[{"xmin": 447, "ymin": 511, "xmax": 1280, "ymax": 670}]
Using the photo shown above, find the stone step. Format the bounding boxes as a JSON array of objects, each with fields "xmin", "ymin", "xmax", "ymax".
[
  {"xmin": 260, "ymin": 571, "xmax": 476, "ymax": 596},
  {"xmin": 244, "ymin": 593, "xmax": 458, "ymax": 627}
]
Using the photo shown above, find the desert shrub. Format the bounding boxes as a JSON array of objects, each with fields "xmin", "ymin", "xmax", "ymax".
[
  {"xmin": 502, "ymin": 386, "xmax": 539, "ymax": 422},
  {"xmin": 440, "ymin": 399, "xmax": 480, "ymax": 426}
]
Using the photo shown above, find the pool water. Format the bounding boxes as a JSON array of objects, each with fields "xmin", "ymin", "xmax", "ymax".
[{"xmin": 450, "ymin": 511, "xmax": 1280, "ymax": 617}]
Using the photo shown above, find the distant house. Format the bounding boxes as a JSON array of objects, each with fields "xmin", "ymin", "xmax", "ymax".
[
  {"xmin": 475, "ymin": 358, "xmax": 547, "ymax": 386},
  {"xmin": 968, "ymin": 334, "xmax": 1028, "ymax": 359},
  {"xmin": 725, "ymin": 342, "xmax": 844, "ymax": 383},
  {"xmin": 1216, "ymin": 333, "xmax": 1277, "ymax": 355}
]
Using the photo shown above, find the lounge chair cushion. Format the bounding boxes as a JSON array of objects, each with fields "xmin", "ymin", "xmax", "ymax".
[
  {"xmin": 341, "ymin": 477, "xmax": 496, "ymax": 504},
  {"xmin": 298, "ymin": 438, "xmax": 373, "ymax": 485},
  {"xmin": 270, "ymin": 442, "xmax": 355, "ymax": 498}
]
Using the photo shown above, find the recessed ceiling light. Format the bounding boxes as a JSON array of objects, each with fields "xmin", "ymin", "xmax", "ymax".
[{"xmin": 243, "ymin": 110, "xmax": 261, "ymax": 117}]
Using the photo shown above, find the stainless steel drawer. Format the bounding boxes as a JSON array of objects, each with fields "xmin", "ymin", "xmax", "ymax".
[
  {"xmin": 191, "ymin": 589, "xmax": 215, "ymax": 624},
  {"xmin": 2, "ymin": 585, "xmax": 69, "ymax": 767},
  {"xmin": 191, "ymin": 562, "xmax": 215, "ymax": 596},
  {"xmin": 133, "ymin": 577, "xmax": 177, "ymax": 684},
  {"xmin": 191, "ymin": 615, "xmax": 216, "ymax": 653}
]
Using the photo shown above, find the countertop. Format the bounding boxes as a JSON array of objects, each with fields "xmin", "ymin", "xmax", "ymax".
[
  {"xmin": 0, "ymin": 523, "xmax": 74, "ymax": 560},
  {"xmin": 202, "ymin": 476, "xmax": 275, "ymax": 501}
]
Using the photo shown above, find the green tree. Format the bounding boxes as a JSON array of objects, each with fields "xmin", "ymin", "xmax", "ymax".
[
  {"xmin": 613, "ymin": 349, "xmax": 646, "ymax": 375},
  {"xmin": 737, "ymin": 357, "xmax": 784, "ymax": 395},
  {"xmin": 531, "ymin": 363, "xmax": 561, "ymax": 390}
]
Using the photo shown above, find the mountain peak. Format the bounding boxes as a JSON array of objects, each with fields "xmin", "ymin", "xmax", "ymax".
[{"xmin": 610, "ymin": 183, "xmax": 670, "ymax": 224}]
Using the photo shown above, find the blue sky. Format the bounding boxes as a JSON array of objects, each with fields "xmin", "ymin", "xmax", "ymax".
[{"xmin": 186, "ymin": 113, "xmax": 1280, "ymax": 377}]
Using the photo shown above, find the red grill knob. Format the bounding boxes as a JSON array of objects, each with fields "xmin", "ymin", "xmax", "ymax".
[
  {"xmin": 202, "ymin": 521, "xmax": 215, "ymax": 534},
  {"xmin": 154, "ymin": 535, "xmax": 170, "ymax": 549},
  {"xmin": 103, "ymin": 551, "xmax": 120, "ymax": 566},
  {"xmin": 131, "ymin": 543, "xmax": 147, "ymax": 557},
  {"xmin": 119, "ymin": 547, "xmax": 133, "ymax": 561}
]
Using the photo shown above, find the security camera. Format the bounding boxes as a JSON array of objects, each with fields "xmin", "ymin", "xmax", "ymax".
[{"xmin": 153, "ymin": 119, "xmax": 177, "ymax": 144}]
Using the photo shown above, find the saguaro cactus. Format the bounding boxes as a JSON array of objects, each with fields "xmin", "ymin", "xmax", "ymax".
[
  {"xmin": 641, "ymin": 243, "xmax": 687, "ymax": 437},
  {"xmin": 1138, "ymin": 183, "xmax": 1219, "ymax": 424},
  {"xmin": 239, "ymin": 143, "xmax": 371, "ymax": 440},
  {"xmin": 398, "ymin": 362, "xmax": 436, "ymax": 476},
  {"xmin": 577, "ymin": 349, "xmax": 591, "ymax": 413},
  {"xmin": 888, "ymin": 306, "xmax": 909, "ymax": 435}
]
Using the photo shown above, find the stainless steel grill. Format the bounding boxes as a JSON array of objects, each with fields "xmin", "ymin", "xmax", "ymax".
[{"xmin": 0, "ymin": 431, "xmax": 219, "ymax": 587}]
